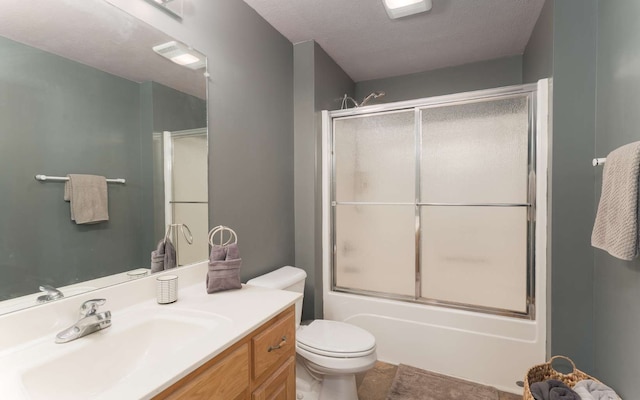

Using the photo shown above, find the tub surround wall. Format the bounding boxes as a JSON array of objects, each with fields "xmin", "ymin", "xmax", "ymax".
[{"xmin": 294, "ymin": 40, "xmax": 355, "ymax": 320}]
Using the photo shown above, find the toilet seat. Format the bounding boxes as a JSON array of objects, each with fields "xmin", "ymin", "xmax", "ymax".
[{"xmin": 296, "ymin": 320, "xmax": 376, "ymax": 358}]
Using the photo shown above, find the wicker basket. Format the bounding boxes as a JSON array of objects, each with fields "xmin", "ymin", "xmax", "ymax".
[{"xmin": 523, "ymin": 356, "xmax": 601, "ymax": 400}]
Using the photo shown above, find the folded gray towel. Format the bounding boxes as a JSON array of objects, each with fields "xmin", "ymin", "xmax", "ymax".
[
  {"xmin": 592, "ymin": 141, "xmax": 640, "ymax": 260},
  {"xmin": 150, "ymin": 238, "xmax": 176, "ymax": 273},
  {"xmin": 64, "ymin": 174, "xmax": 109, "ymax": 224},
  {"xmin": 573, "ymin": 380, "xmax": 619, "ymax": 400},
  {"xmin": 206, "ymin": 243, "xmax": 241, "ymax": 294},
  {"xmin": 531, "ymin": 380, "xmax": 580, "ymax": 400}
]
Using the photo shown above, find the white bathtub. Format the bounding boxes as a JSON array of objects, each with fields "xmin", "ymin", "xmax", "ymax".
[{"xmin": 323, "ymin": 290, "xmax": 545, "ymax": 394}]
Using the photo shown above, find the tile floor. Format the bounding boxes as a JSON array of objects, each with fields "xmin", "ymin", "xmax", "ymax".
[{"xmin": 355, "ymin": 361, "xmax": 522, "ymax": 400}]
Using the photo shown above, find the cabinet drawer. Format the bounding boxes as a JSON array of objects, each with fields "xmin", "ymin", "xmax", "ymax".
[{"xmin": 252, "ymin": 310, "xmax": 295, "ymax": 381}]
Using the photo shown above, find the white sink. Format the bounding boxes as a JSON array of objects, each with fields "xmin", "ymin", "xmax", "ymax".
[{"xmin": 19, "ymin": 308, "xmax": 231, "ymax": 400}]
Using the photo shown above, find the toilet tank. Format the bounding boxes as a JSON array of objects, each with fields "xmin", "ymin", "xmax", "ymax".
[{"xmin": 246, "ymin": 266, "xmax": 307, "ymax": 328}]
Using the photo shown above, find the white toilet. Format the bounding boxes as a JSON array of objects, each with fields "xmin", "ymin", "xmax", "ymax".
[{"xmin": 247, "ymin": 266, "xmax": 377, "ymax": 400}]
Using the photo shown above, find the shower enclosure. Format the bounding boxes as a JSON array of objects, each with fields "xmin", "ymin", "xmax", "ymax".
[
  {"xmin": 154, "ymin": 128, "xmax": 209, "ymax": 266},
  {"xmin": 322, "ymin": 80, "xmax": 550, "ymax": 393}
]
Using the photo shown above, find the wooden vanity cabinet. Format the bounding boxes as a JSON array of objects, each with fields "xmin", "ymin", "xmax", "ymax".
[{"xmin": 155, "ymin": 306, "xmax": 296, "ymax": 400}]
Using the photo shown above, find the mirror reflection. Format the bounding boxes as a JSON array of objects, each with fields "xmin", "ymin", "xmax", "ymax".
[{"xmin": 0, "ymin": 0, "xmax": 208, "ymax": 314}]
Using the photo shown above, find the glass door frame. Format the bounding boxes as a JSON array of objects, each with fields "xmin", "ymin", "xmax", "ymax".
[{"xmin": 327, "ymin": 83, "xmax": 539, "ymax": 320}]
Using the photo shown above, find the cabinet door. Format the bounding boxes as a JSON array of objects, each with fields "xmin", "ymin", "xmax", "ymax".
[
  {"xmin": 252, "ymin": 356, "xmax": 295, "ymax": 400},
  {"xmin": 159, "ymin": 343, "xmax": 250, "ymax": 400}
]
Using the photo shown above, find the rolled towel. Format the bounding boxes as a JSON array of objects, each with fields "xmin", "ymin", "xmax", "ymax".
[
  {"xmin": 573, "ymin": 380, "xmax": 619, "ymax": 400},
  {"xmin": 532, "ymin": 380, "xmax": 580, "ymax": 400}
]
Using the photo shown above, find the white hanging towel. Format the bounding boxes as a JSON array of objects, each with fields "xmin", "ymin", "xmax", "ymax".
[{"xmin": 592, "ymin": 141, "xmax": 640, "ymax": 260}]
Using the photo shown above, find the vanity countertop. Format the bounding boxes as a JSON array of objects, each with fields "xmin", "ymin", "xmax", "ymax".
[{"xmin": 0, "ymin": 264, "xmax": 300, "ymax": 400}]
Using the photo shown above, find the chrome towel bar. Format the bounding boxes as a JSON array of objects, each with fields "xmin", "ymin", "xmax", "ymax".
[
  {"xmin": 592, "ymin": 158, "xmax": 606, "ymax": 167},
  {"xmin": 35, "ymin": 174, "xmax": 126, "ymax": 184}
]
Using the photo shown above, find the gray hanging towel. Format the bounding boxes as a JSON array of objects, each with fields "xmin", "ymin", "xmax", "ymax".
[
  {"xmin": 592, "ymin": 141, "xmax": 640, "ymax": 260},
  {"xmin": 164, "ymin": 238, "xmax": 177, "ymax": 270},
  {"xmin": 150, "ymin": 239, "xmax": 166, "ymax": 273},
  {"xmin": 150, "ymin": 237, "xmax": 177, "ymax": 272},
  {"xmin": 64, "ymin": 174, "xmax": 109, "ymax": 224},
  {"xmin": 206, "ymin": 243, "xmax": 242, "ymax": 294}
]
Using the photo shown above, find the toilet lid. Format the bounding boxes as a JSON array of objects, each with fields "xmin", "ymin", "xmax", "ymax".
[{"xmin": 297, "ymin": 320, "xmax": 376, "ymax": 357}]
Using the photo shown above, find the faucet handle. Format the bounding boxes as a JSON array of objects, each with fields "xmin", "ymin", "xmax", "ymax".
[
  {"xmin": 79, "ymin": 299, "xmax": 106, "ymax": 318},
  {"xmin": 37, "ymin": 285, "xmax": 64, "ymax": 303}
]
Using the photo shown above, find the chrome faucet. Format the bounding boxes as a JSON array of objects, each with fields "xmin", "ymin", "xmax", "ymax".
[
  {"xmin": 36, "ymin": 285, "xmax": 64, "ymax": 303},
  {"xmin": 55, "ymin": 299, "xmax": 112, "ymax": 344}
]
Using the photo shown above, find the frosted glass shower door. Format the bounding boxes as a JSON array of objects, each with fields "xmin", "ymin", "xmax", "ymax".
[
  {"xmin": 420, "ymin": 95, "xmax": 531, "ymax": 312},
  {"xmin": 333, "ymin": 111, "xmax": 416, "ymax": 296},
  {"xmin": 330, "ymin": 91, "xmax": 535, "ymax": 316}
]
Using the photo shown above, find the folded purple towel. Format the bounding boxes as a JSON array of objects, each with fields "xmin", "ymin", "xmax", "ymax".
[{"xmin": 206, "ymin": 243, "xmax": 242, "ymax": 294}]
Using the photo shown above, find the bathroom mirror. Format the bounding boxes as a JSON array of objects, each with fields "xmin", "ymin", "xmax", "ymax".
[{"xmin": 0, "ymin": 0, "xmax": 208, "ymax": 314}]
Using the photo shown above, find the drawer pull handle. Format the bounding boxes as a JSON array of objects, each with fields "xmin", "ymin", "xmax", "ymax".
[{"xmin": 267, "ymin": 336, "xmax": 287, "ymax": 352}]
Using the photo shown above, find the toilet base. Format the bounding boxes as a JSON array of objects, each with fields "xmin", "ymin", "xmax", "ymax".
[
  {"xmin": 296, "ymin": 362, "xmax": 320, "ymax": 400},
  {"xmin": 295, "ymin": 358, "xmax": 359, "ymax": 400},
  {"xmin": 319, "ymin": 374, "xmax": 358, "ymax": 400}
]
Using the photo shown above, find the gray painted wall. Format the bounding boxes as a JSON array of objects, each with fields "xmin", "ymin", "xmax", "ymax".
[
  {"xmin": 0, "ymin": 36, "xmax": 146, "ymax": 299},
  {"xmin": 108, "ymin": 0, "xmax": 296, "ymax": 281},
  {"xmin": 294, "ymin": 40, "xmax": 355, "ymax": 319},
  {"xmin": 522, "ymin": 0, "xmax": 553, "ymax": 84},
  {"xmin": 313, "ymin": 42, "xmax": 356, "ymax": 318},
  {"xmin": 594, "ymin": 1, "xmax": 640, "ymax": 396},
  {"xmin": 355, "ymin": 55, "xmax": 523, "ymax": 104},
  {"xmin": 549, "ymin": 0, "xmax": 598, "ymax": 373}
]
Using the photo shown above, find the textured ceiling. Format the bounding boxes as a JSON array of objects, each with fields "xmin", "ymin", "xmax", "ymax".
[
  {"xmin": 0, "ymin": 0, "xmax": 205, "ymax": 99},
  {"xmin": 242, "ymin": 0, "xmax": 546, "ymax": 82}
]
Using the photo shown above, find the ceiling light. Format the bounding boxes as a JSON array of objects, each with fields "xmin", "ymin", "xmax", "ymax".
[
  {"xmin": 152, "ymin": 41, "xmax": 206, "ymax": 70},
  {"xmin": 144, "ymin": 0, "xmax": 183, "ymax": 20},
  {"xmin": 383, "ymin": 0, "xmax": 432, "ymax": 19}
]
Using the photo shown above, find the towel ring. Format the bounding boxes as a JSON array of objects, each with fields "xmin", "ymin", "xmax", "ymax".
[
  {"xmin": 165, "ymin": 223, "xmax": 193, "ymax": 245},
  {"xmin": 180, "ymin": 224, "xmax": 193, "ymax": 245},
  {"xmin": 208, "ymin": 225, "xmax": 238, "ymax": 247}
]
